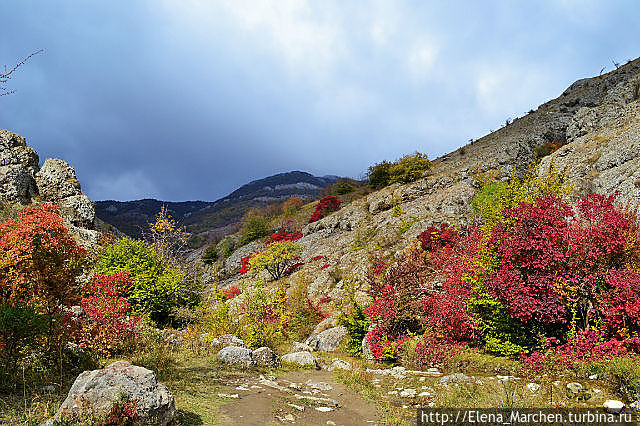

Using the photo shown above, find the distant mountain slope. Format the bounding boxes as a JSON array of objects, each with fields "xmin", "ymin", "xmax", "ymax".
[{"xmin": 95, "ymin": 171, "xmax": 339, "ymax": 239}]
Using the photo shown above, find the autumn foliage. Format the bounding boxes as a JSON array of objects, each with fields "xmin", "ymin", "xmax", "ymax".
[{"xmin": 309, "ymin": 196, "xmax": 341, "ymax": 223}]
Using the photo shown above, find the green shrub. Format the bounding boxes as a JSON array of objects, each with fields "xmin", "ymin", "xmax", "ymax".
[
  {"xmin": 367, "ymin": 152, "xmax": 432, "ymax": 189},
  {"xmin": 367, "ymin": 161, "xmax": 392, "ymax": 190},
  {"xmin": 201, "ymin": 244, "xmax": 218, "ymax": 265},
  {"xmin": 338, "ymin": 302, "xmax": 371, "ymax": 356},
  {"xmin": 331, "ymin": 178, "xmax": 356, "ymax": 195},
  {"xmin": 388, "ymin": 152, "xmax": 432, "ymax": 185},
  {"xmin": 0, "ymin": 302, "xmax": 48, "ymax": 372},
  {"xmin": 95, "ymin": 237, "xmax": 196, "ymax": 324},
  {"xmin": 239, "ymin": 212, "xmax": 270, "ymax": 246},
  {"xmin": 247, "ymin": 241, "xmax": 304, "ymax": 281}
]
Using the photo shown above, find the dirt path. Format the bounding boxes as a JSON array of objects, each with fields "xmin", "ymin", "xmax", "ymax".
[{"xmin": 216, "ymin": 370, "xmax": 380, "ymax": 425}]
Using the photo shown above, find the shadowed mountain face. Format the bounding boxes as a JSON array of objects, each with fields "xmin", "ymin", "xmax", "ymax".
[{"xmin": 94, "ymin": 171, "xmax": 339, "ymax": 239}]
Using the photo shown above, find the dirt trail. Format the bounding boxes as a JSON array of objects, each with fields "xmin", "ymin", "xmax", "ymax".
[{"xmin": 216, "ymin": 370, "xmax": 380, "ymax": 425}]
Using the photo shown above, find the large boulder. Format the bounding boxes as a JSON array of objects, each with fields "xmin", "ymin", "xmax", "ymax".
[
  {"xmin": 305, "ymin": 326, "xmax": 347, "ymax": 352},
  {"xmin": 44, "ymin": 361, "xmax": 175, "ymax": 425},
  {"xmin": 210, "ymin": 334, "xmax": 246, "ymax": 348},
  {"xmin": 281, "ymin": 351, "xmax": 319, "ymax": 369},
  {"xmin": 217, "ymin": 345, "xmax": 255, "ymax": 367},
  {"xmin": 252, "ymin": 346, "xmax": 281, "ymax": 368},
  {"xmin": 0, "ymin": 129, "xmax": 39, "ymax": 204}
]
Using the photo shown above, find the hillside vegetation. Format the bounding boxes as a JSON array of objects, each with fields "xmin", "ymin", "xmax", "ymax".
[{"xmin": 1, "ymin": 59, "xmax": 640, "ymax": 424}]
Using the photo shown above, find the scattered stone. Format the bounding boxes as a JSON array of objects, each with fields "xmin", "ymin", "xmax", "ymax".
[
  {"xmin": 281, "ymin": 351, "xmax": 319, "ymax": 369},
  {"xmin": 315, "ymin": 407, "xmax": 333, "ymax": 412},
  {"xmin": 44, "ymin": 361, "xmax": 175, "ymax": 426},
  {"xmin": 294, "ymin": 394, "xmax": 339, "ymax": 407},
  {"xmin": 252, "ymin": 346, "xmax": 281, "ymax": 368},
  {"xmin": 603, "ymin": 400, "xmax": 625, "ymax": 414},
  {"xmin": 439, "ymin": 373, "xmax": 472, "ymax": 385},
  {"xmin": 327, "ymin": 421, "xmax": 337, "ymax": 425},
  {"xmin": 305, "ymin": 326, "xmax": 348, "ymax": 352},
  {"xmin": 284, "ymin": 414, "xmax": 296, "ymax": 422},
  {"xmin": 418, "ymin": 392, "xmax": 432, "ymax": 397},
  {"xmin": 496, "ymin": 375, "xmax": 518, "ymax": 382},
  {"xmin": 400, "ymin": 389, "xmax": 417, "ymax": 398},
  {"xmin": 306, "ymin": 380, "xmax": 333, "ymax": 391},
  {"xmin": 288, "ymin": 403, "xmax": 305, "ymax": 411},
  {"xmin": 387, "ymin": 390, "xmax": 398, "ymax": 395},
  {"xmin": 216, "ymin": 346, "xmax": 255, "ymax": 367},
  {"xmin": 593, "ymin": 388, "xmax": 602, "ymax": 394},
  {"xmin": 589, "ymin": 374, "xmax": 598, "ymax": 380},
  {"xmin": 566, "ymin": 382, "xmax": 584, "ymax": 396},
  {"xmin": 41, "ymin": 385, "xmax": 57, "ymax": 393},
  {"xmin": 217, "ymin": 393, "xmax": 239, "ymax": 399},
  {"xmin": 235, "ymin": 385, "xmax": 249, "ymax": 391},
  {"xmin": 251, "ymin": 385, "xmax": 263, "ymax": 390},
  {"xmin": 289, "ymin": 383, "xmax": 302, "ymax": 391},
  {"xmin": 327, "ymin": 358, "xmax": 352, "ymax": 371},
  {"xmin": 527, "ymin": 383, "xmax": 541, "ymax": 393}
]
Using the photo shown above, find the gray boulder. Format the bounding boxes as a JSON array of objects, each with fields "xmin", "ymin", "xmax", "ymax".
[
  {"xmin": 44, "ymin": 361, "xmax": 175, "ymax": 425},
  {"xmin": 305, "ymin": 326, "xmax": 347, "ymax": 352},
  {"xmin": 217, "ymin": 345, "xmax": 255, "ymax": 367},
  {"xmin": 252, "ymin": 347, "xmax": 281, "ymax": 368},
  {"xmin": 281, "ymin": 351, "xmax": 319, "ymax": 369},
  {"xmin": 210, "ymin": 334, "xmax": 246, "ymax": 348},
  {"xmin": 327, "ymin": 358, "xmax": 352, "ymax": 371}
]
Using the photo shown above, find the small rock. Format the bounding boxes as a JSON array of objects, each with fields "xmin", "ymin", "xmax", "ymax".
[
  {"xmin": 400, "ymin": 389, "xmax": 417, "ymax": 398},
  {"xmin": 566, "ymin": 382, "xmax": 584, "ymax": 396},
  {"xmin": 327, "ymin": 358, "xmax": 352, "ymax": 371},
  {"xmin": 603, "ymin": 400, "xmax": 625, "ymax": 414},
  {"xmin": 306, "ymin": 380, "xmax": 333, "ymax": 391},
  {"xmin": 589, "ymin": 374, "xmax": 598, "ymax": 380},
  {"xmin": 217, "ymin": 393, "xmax": 239, "ymax": 399},
  {"xmin": 210, "ymin": 334, "xmax": 246, "ymax": 348},
  {"xmin": 418, "ymin": 392, "xmax": 432, "ymax": 397},
  {"xmin": 289, "ymin": 383, "xmax": 302, "ymax": 391},
  {"xmin": 387, "ymin": 390, "xmax": 398, "ymax": 395},
  {"xmin": 288, "ymin": 403, "xmax": 305, "ymax": 411},
  {"xmin": 439, "ymin": 373, "xmax": 471, "ymax": 385},
  {"xmin": 284, "ymin": 414, "xmax": 295, "ymax": 422},
  {"xmin": 292, "ymin": 341, "xmax": 313, "ymax": 352},
  {"xmin": 41, "ymin": 385, "xmax": 57, "ymax": 393},
  {"xmin": 281, "ymin": 351, "xmax": 319, "ymax": 369},
  {"xmin": 593, "ymin": 388, "xmax": 602, "ymax": 394},
  {"xmin": 327, "ymin": 421, "xmax": 336, "ymax": 426},
  {"xmin": 315, "ymin": 407, "xmax": 333, "ymax": 412},
  {"xmin": 235, "ymin": 385, "xmax": 249, "ymax": 391},
  {"xmin": 527, "ymin": 383, "xmax": 541, "ymax": 393}
]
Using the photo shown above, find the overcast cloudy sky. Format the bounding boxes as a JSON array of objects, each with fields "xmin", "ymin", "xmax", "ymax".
[{"xmin": 1, "ymin": 1, "xmax": 638, "ymax": 201}]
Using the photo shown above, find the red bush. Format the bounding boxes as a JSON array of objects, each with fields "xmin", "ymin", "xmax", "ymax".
[
  {"xmin": 267, "ymin": 230, "xmax": 302, "ymax": 244},
  {"xmin": 239, "ymin": 256, "xmax": 252, "ymax": 274},
  {"xmin": 223, "ymin": 286, "xmax": 242, "ymax": 299},
  {"xmin": 309, "ymin": 196, "xmax": 341, "ymax": 223},
  {"xmin": 76, "ymin": 273, "xmax": 141, "ymax": 356},
  {"xmin": 0, "ymin": 204, "xmax": 86, "ymax": 311},
  {"xmin": 417, "ymin": 223, "xmax": 460, "ymax": 252}
]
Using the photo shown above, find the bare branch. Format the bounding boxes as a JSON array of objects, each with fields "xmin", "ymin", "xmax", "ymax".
[{"xmin": 0, "ymin": 49, "xmax": 44, "ymax": 96}]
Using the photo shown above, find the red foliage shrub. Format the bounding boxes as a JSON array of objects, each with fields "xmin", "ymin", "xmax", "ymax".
[
  {"xmin": 267, "ymin": 230, "xmax": 302, "ymax": 244},
  {"xmin": 0, "ymin": 204, "xmax": 86, "ymax": 311},
  {"xmin": 100, "ymin": 397, "xmax": 138, "ymax": 426},
  {"xmin": 76, "ymin": 273, "xmax": 141, "ymax": 356},
  {"xmin": 284, "ymin": 260, "xmax": 304, "ymax": 275},
  {"xmin": 320, "ymin": 263, "xmax": 330, "ymax": 270},
  {"xmin": 417, "ymin": 223, "xmax": 460, "ymax": 252},
  {"xmin": 312, "ymin": 255, "xmax": 325, "ymax": 261},
  {"xmin": 239, "ymin": 256, "xmax": 252, "ymax": 274},
  {"xmin": 223, "ymin": 286, "xmax": 242, "ymax": 299},
  {"xmin": 309, "ymin": 196, "xmax": 341, "ymax": 223}
]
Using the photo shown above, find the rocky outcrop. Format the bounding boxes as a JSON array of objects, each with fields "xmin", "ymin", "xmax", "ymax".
[
  {"xmin": 45, "ymin": 361, "xmax": 176, "ymax": 425},
  {"xmin": 0, "ymin": 129, "xmax": 100, "ymax": 247},
  {"xmin": 0, "ymin": 129, "xmax": 39, "ymax": 204}
]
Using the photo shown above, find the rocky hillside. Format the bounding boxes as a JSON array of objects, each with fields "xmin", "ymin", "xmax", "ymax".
[
  {"xmin": 0, "ymin": 129, "xmax": 107, "ymax": 248},
  {"xmin": 216, "ymin": 58, "xmax": 640, "ymax": 298},
  {"xmin": 95, "ymin": 171, "xmax": 339, "ymax": 240}
]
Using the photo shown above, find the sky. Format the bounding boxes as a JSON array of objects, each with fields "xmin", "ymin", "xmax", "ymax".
[{"xmin": 1, "ymin": 1, "xmax": 638, "ymax": 201}]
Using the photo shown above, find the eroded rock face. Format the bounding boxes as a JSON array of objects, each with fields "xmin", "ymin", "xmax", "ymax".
[
  {"xmin": 45, "ymin": 361, "xmax": 176, "ymax": 425},
  {"xmin": 0, "ymin": 129, "xmax": 39, "ymax": 204},
  {"xmin": 35, "ymin": 158, "xmax": 96, "ymax": 228}
]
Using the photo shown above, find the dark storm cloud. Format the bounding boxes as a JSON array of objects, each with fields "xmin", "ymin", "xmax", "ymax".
[{"xmin": 1, "ymin": 1, "xmax": 638, "ymax": 201}]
